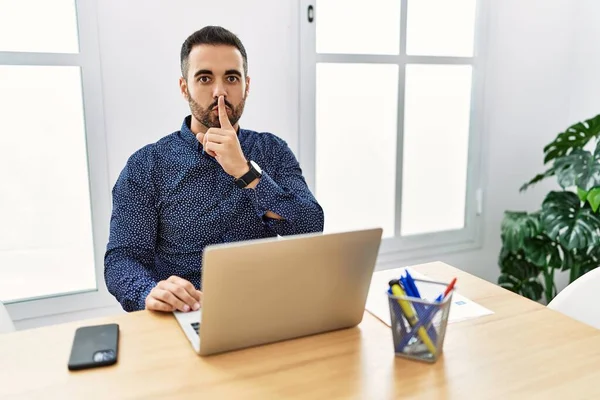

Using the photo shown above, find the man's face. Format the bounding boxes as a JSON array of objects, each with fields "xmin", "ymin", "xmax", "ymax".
[{"xmin": 180, "ymin": 44, "xmax": 249, "ymax": 130}]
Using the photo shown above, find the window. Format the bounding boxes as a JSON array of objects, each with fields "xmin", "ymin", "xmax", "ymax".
[
  {"xmin": 300, "ymin": 0, "xmax": 487, "ymax": 258},
  {"xmin": 0, "ymin": 0, "xmax": 112, "ymax": 318}
]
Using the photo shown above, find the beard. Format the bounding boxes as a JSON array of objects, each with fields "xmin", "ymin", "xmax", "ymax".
[{"xmin": 188, "ymin": 95, "xmax": 246, "ymax": 129}]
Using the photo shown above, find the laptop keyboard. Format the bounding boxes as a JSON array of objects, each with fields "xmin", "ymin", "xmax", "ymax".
[{"xmin": 191, "ymin": 322, "xmax": 200, "ymax": 335}]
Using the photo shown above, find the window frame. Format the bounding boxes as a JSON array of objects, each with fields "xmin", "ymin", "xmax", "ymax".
[
  {"xmin": 0, "ymin": 0, "xmax": 117, "ymax": 321},
  {"xmin": 299, "ymin": 0, "xmax": 490, "ymax": 262}
]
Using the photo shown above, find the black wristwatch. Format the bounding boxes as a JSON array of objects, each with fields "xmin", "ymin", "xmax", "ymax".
[{"xmin": 234, "ymin": 160, "xmax": 263, "ymax": 188}]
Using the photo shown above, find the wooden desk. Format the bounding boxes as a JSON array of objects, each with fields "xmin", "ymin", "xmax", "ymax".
[{"xmin": 2, "ymin": 262, "xmax": 600, "ymax": 399}]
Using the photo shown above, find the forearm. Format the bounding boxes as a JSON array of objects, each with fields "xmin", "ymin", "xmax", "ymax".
[
  {"xmin": 243, "ymin": 177, "xmax": 283, "ymax": 219},
  {"xmin": 246, "ymin": 173, "xmax": 324, "ymax": 235},
  {"xmin": 263, "ymin": 213, "xmax": 323, "ymax": 236},
  {"xmin": 104, "ymin": 247, "xmax": 157, "ymax": 312}
]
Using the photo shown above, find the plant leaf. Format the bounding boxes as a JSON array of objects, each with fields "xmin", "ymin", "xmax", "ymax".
[
  {"xmin": 541, "ymin": 191, "xmax": 600, "ymax": 250},
  {"xmin": 501, "ymin": 211, "xmax": 541, "ymax": 252},
  {"xmin": 543, "ymin": 114, "xmax": 600, "ymax": 165},
  {"xmin": 553, "ymin": 150, "xmax": 585, "ymax": 188},
  {"xmin": 587, "ymin": 188, "xmax": 600, "ymax": 212},
  {"xmin": 520, "ymin": 167, "xmax": 556, "ymax": 192},
  {"xmin": 498, "ymin": 248, "xmax": 544, "ymax": 301},
  {"xmin": 577, "ymin": 187, "xmax": 589, "ymax": 202},
  {"xmin": 523, "ymin": 236, "xmax": 561, "ymax": 268},
  {"xmin": 553, "ymin": 144, "xmax": 600, "ymax": 191}
]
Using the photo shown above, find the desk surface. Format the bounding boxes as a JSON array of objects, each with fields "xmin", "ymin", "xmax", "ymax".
[{"xmin": 2, "ymin": 262, "xmax": 600, "ymax": 400}]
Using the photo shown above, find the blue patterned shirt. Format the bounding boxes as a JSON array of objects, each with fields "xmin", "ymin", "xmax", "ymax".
[{"xmin": 104, "ymin": 116, "xmax": 324, "ymax": 311}]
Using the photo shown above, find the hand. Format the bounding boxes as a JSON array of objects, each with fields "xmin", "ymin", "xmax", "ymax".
[
  {"xmin": 145, "ymin": 276, "xmax": 202, "ymax": 313},
  {"xmin": 198, "ymin": 96, "xmax": 249, "ymax": 178}
]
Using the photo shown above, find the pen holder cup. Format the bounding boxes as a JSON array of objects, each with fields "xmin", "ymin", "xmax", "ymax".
[{"xmin": 388, "ymin": 279, "xmax": 453, "ymax": 363}]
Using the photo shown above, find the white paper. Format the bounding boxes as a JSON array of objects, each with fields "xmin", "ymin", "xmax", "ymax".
[{"xmin": 365, "ymin": 267, "xmax": 494, "ymax": 327}]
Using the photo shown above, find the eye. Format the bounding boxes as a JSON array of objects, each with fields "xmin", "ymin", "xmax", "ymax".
[
  {"xmin": 227, "ymin": 76, "xmax": 239, "ymax": 83},
  {"xmin": 198, "ymin": 76, "xmax": 210, "ymax": 83}
]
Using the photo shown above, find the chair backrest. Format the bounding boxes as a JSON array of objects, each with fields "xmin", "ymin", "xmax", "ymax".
[
  {"xmin": 0, "ymin": 301, "xmax": 15, "ymax": 334},
  {"xmin": 547, "ymin": 267, "xmax": 600, "ymax": 329}
]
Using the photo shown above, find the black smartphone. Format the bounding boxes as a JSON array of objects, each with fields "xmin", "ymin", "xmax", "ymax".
[{"xmin": 67, "ymin": 323, "xmax": 119, "ymax": 371}]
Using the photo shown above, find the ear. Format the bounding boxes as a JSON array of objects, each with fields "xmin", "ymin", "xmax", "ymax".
[
  {"xmin": 179, "ymin": 76, "xmax": 189, "ymax": 100},
  {"xmin": 245, "ymin": 75, "xmax": 251, "ymax": 97}
]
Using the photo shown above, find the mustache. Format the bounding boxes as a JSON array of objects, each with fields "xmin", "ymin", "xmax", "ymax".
[{"xmin": 209, "ymin": 99, "xmax": 234, "ymax": 110}]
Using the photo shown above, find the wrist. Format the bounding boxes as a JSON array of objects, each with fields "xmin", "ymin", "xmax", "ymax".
[
  {"xmin": 244, "ymin": 177, "xmax": 260, "ymax": 189},
  {"xmin": 232, "ymin": 161, "xmax": 250, "ymax": 179}
]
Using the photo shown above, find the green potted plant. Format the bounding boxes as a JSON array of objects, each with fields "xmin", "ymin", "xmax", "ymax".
[{"xmin": 498, "ymin": 114, "xmax": 600, "ymax": 304}]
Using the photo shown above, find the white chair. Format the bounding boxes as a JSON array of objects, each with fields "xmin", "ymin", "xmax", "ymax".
[
  {"xmin": 0, "ymin": 301, "xmax": 15, "ymax": 334},
  {"xmin": 547, "ymin": 267, "xmax": 600, "ymax": 329}
]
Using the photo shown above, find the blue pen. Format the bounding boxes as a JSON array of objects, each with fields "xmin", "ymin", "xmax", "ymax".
[
  {"xmin": 405, "ymin": 271, "xmax": 421, "ymax": 298},
  {"xmin": 403, "ymin": 272, "xmax": 438, "ymax": 343}
]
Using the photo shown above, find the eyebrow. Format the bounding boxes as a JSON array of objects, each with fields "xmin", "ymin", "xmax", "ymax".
[
  {"xmin": 225, "ymin": 69, "xmax": 243, "ymax": 78},
  {"xmin": 194, "ymin": 69, "xmax": 213, "ymax": 78},
  {"xmin": 193, "ymin": 69, "xmax": 243, "ymax": 78}
]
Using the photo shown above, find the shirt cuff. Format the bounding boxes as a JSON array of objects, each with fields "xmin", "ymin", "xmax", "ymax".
[
  {"xmin": 246, "ymin": 172, "xmax": 285, "ymax": 218},
  {"xmin": 136, "ymin": 283, "xmax": 156, "ymax": 312}
]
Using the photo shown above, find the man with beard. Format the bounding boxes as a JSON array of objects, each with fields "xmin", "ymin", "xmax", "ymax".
[{"xmin": 104, "ymin": 26, "xmax": 324, "ymax": 313}]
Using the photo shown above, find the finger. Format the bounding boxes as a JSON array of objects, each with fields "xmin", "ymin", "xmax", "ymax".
[
  {"xmin": 202, "ymin": 132, "xmax": 217, "ymax": 155},
  {"xmin": 204, "ymin": 141, "xmax": 223, "ymax": 155},
  {"xmin": 200, "ymin": 135, "xmax": 217, "ymax": 157},
  {"xmin": 167, "ymin": 276, "xmax": 202, "ymax": 304},
  {"xmin": 167, "ymin": 276, "xmax": 198, "ymax": 294},
  {"xmin": 265, "ymin": 211, "xmax": 283, "ymax": 220},
  {"xmin": 193, "ymin": 132, "xmax": 217, "ymax": 157},
  {"xmin": 218, "ymin": 95, "xmax": 233, "ymax": 129},
  {"xmin": 203, "ymin": 141, "xmax": 216, "ymax": 156},
  {"xmin": 163, "ymin": 281, "xmax": 198, "ymax": 309},
  {"xmin": 153, "ymin": 288, "xmax": 188, "ymax": 312},
  {"xmin": 197, "ymin": 290, "xmax": 203, "ymax": 305},
  {"xmin": 204, "ymin": 133, "xmax": 226, "ymax": 145},
  {"xmin": 204, "ymin": 128, "xmax": 230, "ymax": 137},
  {"xmin": 146, "ymin": 297, "xmax": 175, "ymax": 312}
]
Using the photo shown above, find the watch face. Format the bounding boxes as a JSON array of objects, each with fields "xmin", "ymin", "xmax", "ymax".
[{"xmin": 250, "ymin": 160, "xmax": 262, "ymax": 174}]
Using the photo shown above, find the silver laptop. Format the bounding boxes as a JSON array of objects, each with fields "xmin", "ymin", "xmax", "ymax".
[{"xmin": 173, "ymin": 228, "xmax": 383, "ymax": 356}]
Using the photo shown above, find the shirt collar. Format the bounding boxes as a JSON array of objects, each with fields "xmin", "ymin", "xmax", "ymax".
[{"xmin": 180, "ymin": 115, "xmax": 201, "ymax": 151}]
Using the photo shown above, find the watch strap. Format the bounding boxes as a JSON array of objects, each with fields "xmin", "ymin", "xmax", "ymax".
[{"xmin": 234, "ymin": 161, "xmax": 261, "ymax": 188}]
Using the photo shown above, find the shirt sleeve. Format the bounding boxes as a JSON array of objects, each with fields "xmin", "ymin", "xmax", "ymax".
[
  {"xmin": 104, "ymin": 149, "xmax": 158, "ymax": 312},
  {"xmin": 245, "ymin": 138, "xmax": 324, "ymax": 236}
]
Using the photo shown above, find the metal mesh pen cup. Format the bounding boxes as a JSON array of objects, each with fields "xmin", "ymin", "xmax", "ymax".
[{"xmin": 387, "ymin": 279, "xmax": 453, "ymax": 363}]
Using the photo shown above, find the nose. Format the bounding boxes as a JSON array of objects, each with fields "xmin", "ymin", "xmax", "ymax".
[{"xmin": 212, "ymin": 81, "xmax": 227, "ymax": 100}]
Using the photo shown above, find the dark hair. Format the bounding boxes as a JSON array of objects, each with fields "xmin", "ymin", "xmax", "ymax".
[{"xmin": 180, "ymin": 26, "xmax": 248, "ymax": 79}]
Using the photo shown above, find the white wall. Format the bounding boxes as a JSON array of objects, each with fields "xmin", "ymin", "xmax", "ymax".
[
  {"xmin": 437, "ymin": 0, "xmax": 578, "ymax": 284},
  {"xmin": 568, "ymin": 0, "xmax": 600, "ymax": 123},
  {"xmin": 96, "ymin": 0, "xmax": 300, "ymax": 184},
  {"xmin": 15, "ymin": 0, "xmax": 600, "ymax": 328}
]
